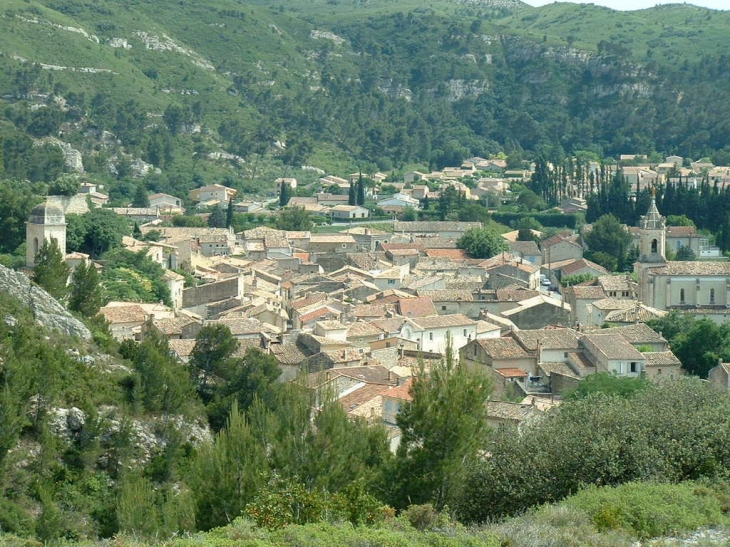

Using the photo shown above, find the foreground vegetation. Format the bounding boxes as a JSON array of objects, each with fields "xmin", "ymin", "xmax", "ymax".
[{"xmin": 5, "ymin": 480, "xmax": 730, "ymax": 547}]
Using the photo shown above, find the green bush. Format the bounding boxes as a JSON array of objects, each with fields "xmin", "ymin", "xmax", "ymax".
[{"xmin": 562, "ymin": 482, "xmax": 728, "ymax": 539}]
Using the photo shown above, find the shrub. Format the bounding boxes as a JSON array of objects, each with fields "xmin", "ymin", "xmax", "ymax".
[{"xmin": 562, "ymin": 482, "xmax": 728, "ymax": 539}]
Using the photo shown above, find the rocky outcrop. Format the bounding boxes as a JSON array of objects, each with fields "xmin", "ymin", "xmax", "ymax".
[{"xmin": 0, "ymin": 265, "xmax": 92, "ymax": 341}]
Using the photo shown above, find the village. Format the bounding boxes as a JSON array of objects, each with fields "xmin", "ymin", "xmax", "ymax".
[{"xmin": 24, "ymin": 153, "xmax": 730, "ymax": 448}]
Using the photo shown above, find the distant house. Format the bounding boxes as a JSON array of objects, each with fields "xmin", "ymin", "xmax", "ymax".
[
  {"xmin": 189, "ymin": 184, "xmax": 237, "ymax": 204},
  {"xmin": 378, "ymin": 193, "xmax": 421, "ymax": 212},
  {"xmin": 275, "ymin": 178, "xmax": 297, "ymax": 194},
  {"xmin": 399, "ymin": 314, "xmax": 476, "ymax": 356},
  {"xmin": 109, "ymin": 207, "xmax": 160, "ymax": 223},
  {"xmin": 330, "ymin": 205, "xmax": 370, "ymax": 221},
  {"xmin": 149, "ymin": 193, "xmax": 184, "ymax": 213},
  {"xmin": 580, "ymin": 333, "xmax": 646, "ymax": 377}
]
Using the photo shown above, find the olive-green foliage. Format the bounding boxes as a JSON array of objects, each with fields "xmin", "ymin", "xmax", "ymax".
[
  {"xmin": 66, "ymin": 209, "xmax": 130, "ymax": 259},
  {"xmin": 565, "ymin": 372, "xmax": 649, "ymax": 400},
  {"xmin": 121, "ymin": 330, "xmax": 200, "ymax": 417},
  {"xmin": 457, "ymin": 227, "xmax": 508, "ymax": 259},
  {"xmin": 563, "ymin": 482, "xmax": 728, "ymax": 539},
  {"xmin": 48, "ymin": 175, "xmax": 81, "ymax": 197},
  {"xmin": 389, "ymin": 351, "xmax": 491, "ymax": 511},
  {"xmin": 68, "ymin": 261, "xmax": 103, "ymax": 317},
  {"xmin": 648, "ymin": 312, "xmax": 730, "ymax": 378},
  {"xmin": 459, "ymin": 378, "xmax": 730, "ymax": 523},
  {"xmin": 188, "ymin": 403, "xmax": 269, "ymax": 531},
  {"xmin": 101, "ymin": 248, "xmax": 172, "ymax": 306},
  {"xmin": 561, "ymin": 272, "xmax": 595, "ymax": 287},
  {"xmin": 584, "ymin": 214, "xmax": 632, "ymax": 271},
  {"xmin": 276, "ymin": 207, "xmax": 312, "ymax": 231},
  {"xmin": 32, "ymin": 238, "xmax": 70, "ymax": 301}
]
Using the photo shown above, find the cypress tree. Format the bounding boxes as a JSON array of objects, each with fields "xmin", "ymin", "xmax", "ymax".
[
  {"xmin": 279, "ymin": 182, "xmax": 291, "ymax": 207},
  {"xmin": 226, "ymin": 198, "xmax": 234, "ymax": 228},
  {"xmin": 348, "ymin": 180, "xmax": 357, "ymax": 206},
  {"xmin": 356, "ymin": 173, "xmax": 366, "ymax": 206}
]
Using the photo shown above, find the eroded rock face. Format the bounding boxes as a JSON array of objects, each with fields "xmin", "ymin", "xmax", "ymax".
[{"xmin": 0, "ymin": 264, "xmax": 91, "ymax": 341}]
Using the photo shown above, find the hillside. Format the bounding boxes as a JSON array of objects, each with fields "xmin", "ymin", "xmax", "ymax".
[{"xmin": 0, "ymin": 0, "xmax": 729, "ymax": 199}]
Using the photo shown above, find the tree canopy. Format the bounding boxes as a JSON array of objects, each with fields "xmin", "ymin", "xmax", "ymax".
[{"xmin": 457, "ymin": 227, "xmax": 508, "ymax": 259}]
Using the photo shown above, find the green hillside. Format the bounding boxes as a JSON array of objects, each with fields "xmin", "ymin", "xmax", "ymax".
[{"xmin": 0, "ymin": 0, "xmax": 728, "ymax": 202}]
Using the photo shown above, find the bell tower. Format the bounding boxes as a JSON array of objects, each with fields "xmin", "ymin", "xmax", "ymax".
[
  {"xmin": 26, "ymin": 202, "xmax": 67, "ymax": 267},
  {"xmin": 638, "ymin": 190, "xmax": 666, "ymax": 264}
]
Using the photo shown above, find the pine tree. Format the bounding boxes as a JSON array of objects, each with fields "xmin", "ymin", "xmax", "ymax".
[
  {"xmin": 33, "ymin": 238, "xmax": 70, "ymax": 301},
  {"xmin": 132, "ymin": 184, "xmax": 150, "ymax": 207},
  {"xmin": 208, "ymin": 204, "xmax": 226, "ymax": 228},
  {"xmin": 69, "ymin": 261, "xmax": 103, "ymax": 317},
  {"xmin": 388, "ymin": 334, "xmax": 491, "ymax": 510},
  {"xmin": 357, "ymin": 173, "xmax": 366, "ymax": 206}
]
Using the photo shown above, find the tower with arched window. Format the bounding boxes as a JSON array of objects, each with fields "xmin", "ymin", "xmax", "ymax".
[
  {"xmin": 26, "ymin": 202, "xmax": 67, "ymax": 268},
  {"xmin": 638, "ymin": 196, "xmax": 666, "ymax": 264}
]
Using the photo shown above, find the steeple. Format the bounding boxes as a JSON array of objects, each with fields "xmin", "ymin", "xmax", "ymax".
[{"xmin": 637, "ymin": 189, "xmax": 665, "ymax": 263}]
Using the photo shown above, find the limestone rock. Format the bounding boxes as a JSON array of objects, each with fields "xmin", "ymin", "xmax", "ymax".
[{"xmin": 0, "ymin": 264, "xmax": 92, "ymax": 341}]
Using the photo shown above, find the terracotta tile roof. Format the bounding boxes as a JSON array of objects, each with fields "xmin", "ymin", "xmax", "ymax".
[
  {"xmin": 409, "ymin": 314, "xmax": 475, "ymax": 329},
  {"xmin": 561, "ymin": 258, "xmax": 608, "ymax": 277},
  {"xmin": 353, "ymin": 303, "xmax": 395, "ymax": 318},
  {"xmin": 496, "ymin": 287, "xmax": 541, "ymax": 302},
  {"xmin": 317, "ymin": 320, "xmax": 347, "ymax": 330},
  {"xmin": 485, "ymin": 401, "xmax": 540, "ymax": 422},
  {"xmin": 310, "ymin": 234, "xmax": 357, "ymax": 244},
  {"xmin": 153, "ymin": 316, "xmax": 198, "ymax": 336},
  {"xmin": 601, "ymin": 323, "xmax": 667, "ymax": 345},
  {"xmin": 418, "ymin": 289, "xmax": 473, "ymax": 302},
  {"xmin": 398, "ymin": 296, "xmax": 437, "ymax": 318},
  {"xmin": 168, "ymin": 339, "xmax": 196, "ymax": 358},
  {"xmin": 592, "ymin": 298, "xmax": 637, "ymax": 311},
  {"xmin": 494, "ymin": 367, "xmax": 528, "ymax": 378},
  {"xmin": 339, "ymin": 384, "xmax": 388, "ymax": 413},
  {"xmin": 538, "ymin": 362, "xmax": 580, "ymax": 379},
  {"xmin": 347, "ymin": 321, "xmax": 385, "ymax": 338},
  {"xmin": 381, "ymin": 242, "xmax": 424, "ymax": 252},
  {"xmin": 649, "ymin": 261, "xmax": 730, "ymax": 276},
  {"xmin": 508, "ymin": 241, "xmax": 540, "ymax": 255},
  {"xmin": 383, "ymin": 379, "xmax": 414, "ymax": 402},
  {"xmin": 271, "ymin": 343, "xmax": 308, "ymax": 365},
  {"xmin": 603, "ymin": 304, "xmax": 667, "ymax": 323},
  {"xmin": 511, "ymin": 328, "xmax": 581, "ymax": 351},
  {"xmin": 540, "ymin": 233, "xmax": 581, "ymax": 250},
  {"xmin": 371, "ymin": 317, "xmax": 408, "ymax": 334},
  {"xmin": 569, "ymin": 286, "xmax": 607, "ymax": 300},
  {"xmin": 666, "ymin": 226, "xmax": 697, "ymax": 237},
  {"xmin": 393, "ymin": 221, "xmax": 481, "ymax": 234},
  {"xmin": 475, "ymin": 338, "xmax": 531, "ymax": 359},
  {"xmin": 100, "ymin": 304, "xmax": 148, "ymax": 324},
  {"xmin": 597, "ymin": 275, "xmax": 636, "ymax": 292},
  {"xmin": 291, "ymin": 293, "xmax": 328, "ymax": 310},
  {"xmin": 331, "ymin": 365, "xmax": 394, "ymax": 385},
  {"xmin": 643, "ymin": 351, "xmax": 682, "ymax": 367},
  {"xmin": 425, "ymin": 249, "xmax": 469, "ymax": 259},
  {"xmin": 413, "ymin": 237, "xmax": 459, "ymax": 249},
  {"xmin": 582, "ymin": 333, "xmax": 644, "ymax": 360},
  {"xmin": 299, "ymin": 306, "xmax": 338, "ymax": 324}
]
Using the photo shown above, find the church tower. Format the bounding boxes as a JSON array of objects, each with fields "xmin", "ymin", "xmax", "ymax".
[
  {"xmin": 637, "ymin": 193, "xmax": 666, "ymax": 264},
  {"xmin": 26, "ymin": 201, "xmax": 67, "ymax": 267}
]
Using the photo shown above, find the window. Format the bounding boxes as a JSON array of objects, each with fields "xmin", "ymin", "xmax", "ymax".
[
  {"xmin": 710, "ymin": 288, "xmax": 715, "ymax": 304},
  {"xmin": 429, "ymin": 332, "xmax": 433, "ymax": 341},
  {"xmin": 442, "ymin": 305, "xmax": 447, "ymax": 311},
  {"xmin": 564, "ymin": 352, "xmax": 568, "ymax": 358},
  {"xmin": 463, "ymin": 329, "xmax": 467, "ymax": 337},
  {"xmin": 388, "ymin": 279, "xmax": 396, "ymax": 285},
  {"xmin": 651, "ymin": 239, "xmax": 658, "ymax": 253},
  {"xmin": 630, "ymin": 362, "xmax": 637, "ymax": 373},
  {"xmin": 680, "ymin": 288, "xmax": 685, "ymax": 304}
]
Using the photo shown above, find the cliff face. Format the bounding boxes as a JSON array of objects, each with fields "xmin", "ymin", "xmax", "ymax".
[{"xmin": 0, "ymin": 264, "xmax": 92, "ymax": 341}]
